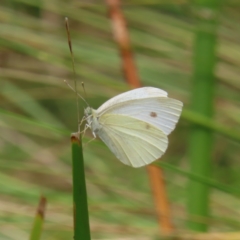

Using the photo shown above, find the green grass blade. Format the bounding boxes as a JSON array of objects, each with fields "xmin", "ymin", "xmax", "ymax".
[
  {"xmin": 182, "ymin": 109, "xmax": 240, "ymax": 142},
  {"xmin": 158, "ymin": 162, "xmax": 240, "ymax": 197},
  {"xmin": 0, "ymin": 108, "xmax": 69, "ymax": 137},
  {"xmin": 2, "ymin": 107, "xmax": 240, "ymax": 142},
  {"xmin": 71, "ymin": 133, "xmax": 91, "ymax": 240},
  {"xmin": 2, "ymin": 81, "xmax": 65, "ymax": 128},
  {"xmin": 29, "ymin": 196, "xmax": 47, "ymax": 240}
]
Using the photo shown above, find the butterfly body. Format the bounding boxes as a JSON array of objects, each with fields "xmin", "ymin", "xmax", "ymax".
[
  {"xmin": 85, "ymin": 107, "xmax": 101, "ymax": 137},
  {"xmin": 84, "ymin": 87, "xmax": 183, "ymax": 168}
]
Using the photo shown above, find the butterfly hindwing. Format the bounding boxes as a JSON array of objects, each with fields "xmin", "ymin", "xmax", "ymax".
[{"xmin": 96, "ymin": 114, "xmax": 168, "ymax": 167}]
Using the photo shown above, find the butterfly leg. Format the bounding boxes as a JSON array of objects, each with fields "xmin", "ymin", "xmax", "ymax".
[
  {"xmin": 83, "ymin": 137, "xmax": 96, "ymax": 148},
  {"xmin": 83, "ymin": 132, "xmax": 96, "ymax": 149},
  {"xmin": 80, "ymin": 123, "xmax": 90, "ymax": 139},
  {"xmin": 78, "ymin": 116, "xmax": 87, "ymax": 131}
]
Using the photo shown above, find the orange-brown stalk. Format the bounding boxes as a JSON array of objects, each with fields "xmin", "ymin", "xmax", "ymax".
[{"xmin": 105, "ymin": 0, "xmax": 174, "ymax": 234}]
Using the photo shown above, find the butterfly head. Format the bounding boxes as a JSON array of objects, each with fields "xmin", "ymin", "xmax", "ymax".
[
  {"xmin": 84, "ymin": 107, "xmax": 99, "ymax": 124},
  {"xmin": 84, "ymin": 107, "xmax": 92, "ymax": 117}
]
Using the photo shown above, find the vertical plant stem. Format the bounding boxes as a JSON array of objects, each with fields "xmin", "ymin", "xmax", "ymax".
[
  {"xmin": 147, "ymin": 166, "xmax": 174, "ymax": 234},
  {"xmin": 106, "ymin": 0, "xmax": 174, "ymax": 234},
  {"xmin": 29, "ymin": 196, "xmax": 47, "ymax": 240},
  {"xmin": 188, "ymin": 0, "xmax": 221, "ymax": 231},
  {"xmin": 71, "ymin": 133, "xmax": 91, "ymax": 240},
  {"xmin": 106, "ymin": 0, "xmax": 140, "ymax": 88}
]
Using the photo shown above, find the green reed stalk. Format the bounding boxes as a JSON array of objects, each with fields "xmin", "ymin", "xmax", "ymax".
[
  {"xmin": 188, "ymin": 0, "xmax": 221, "ymax": 231},
  {"xmin": 71, "ymin": 133, "xmax": 91, "ymax": 240},
  {"xmin": 29, "ymin": 196, "xmax": 46, "ymax": 240}
]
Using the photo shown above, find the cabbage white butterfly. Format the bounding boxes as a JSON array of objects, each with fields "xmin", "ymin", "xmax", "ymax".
[{"xmin": 84, "ymin": 87, "xmax": 183, "ymax": 168}]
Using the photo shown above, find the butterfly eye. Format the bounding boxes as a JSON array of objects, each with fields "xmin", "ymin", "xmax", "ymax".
[{"xmin": 150, "ymin": 112, "xmax": 157, "ymax": 118}]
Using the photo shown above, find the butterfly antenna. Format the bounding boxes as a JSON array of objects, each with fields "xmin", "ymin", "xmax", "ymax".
[
  {"xmin": 65, "ymin": 17, "xmax": 89, "ymax": 131},
  {"xmin": 64, "ymin": 80, "xmax": 89, "ymax": 107}
]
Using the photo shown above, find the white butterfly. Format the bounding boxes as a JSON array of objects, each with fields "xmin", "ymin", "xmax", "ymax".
[{"xmin": 84, "ymin": 87, "xmax": 183, "ymax": 168}]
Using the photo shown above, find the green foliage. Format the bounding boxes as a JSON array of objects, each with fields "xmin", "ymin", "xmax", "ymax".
[{"xmin": 1, "ymin": 0, "xmax": 240, "ymax": 239}]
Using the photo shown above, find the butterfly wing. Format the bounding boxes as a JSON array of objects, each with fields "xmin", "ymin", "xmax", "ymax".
[
  {"xmin": 97, "ymin": 87, "xmax": 168, "ymax": 113},
  {"xmin": 96, "ymin": 114, "xmax": 168, "ymax": 168},
  {"xmin": 98, "ymin": 97, "xmax": 182, "ymax": 136}
]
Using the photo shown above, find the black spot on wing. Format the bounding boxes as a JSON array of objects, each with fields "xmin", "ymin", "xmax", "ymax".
[{"xmin": 150, "ymin": 112, "xmax": 157, "ymax": 117}]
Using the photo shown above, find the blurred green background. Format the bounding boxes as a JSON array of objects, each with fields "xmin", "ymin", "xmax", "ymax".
[{"xmin": 1, "ymin": 0, "xmax": 240, "ymax": 239}]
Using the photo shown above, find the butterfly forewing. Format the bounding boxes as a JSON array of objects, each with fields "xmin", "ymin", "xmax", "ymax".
[
  {"xmin": 97, "ymin": 87, "xmax": 168, "ymax": 114},
  {"xmin": 97, "ymin": 97, "xmax": 182, "ymax": 135},
  {"xmin": 96, "ymin": 114, "xmax": 168, "ymax": 167}
]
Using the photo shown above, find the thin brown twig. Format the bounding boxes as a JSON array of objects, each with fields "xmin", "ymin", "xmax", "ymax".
[
  {"xmin": 106, "ymin": 0, "xmax": 140, "ymax": 88},
  {"xmin": 105, "ymin": 0, "xmax": 174, "ymax": 235}
]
